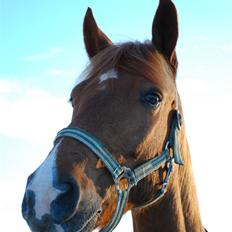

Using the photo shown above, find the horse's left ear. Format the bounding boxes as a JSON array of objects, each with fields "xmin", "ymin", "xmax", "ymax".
[
  {"xmin": 83, "ymin": 8, "xmax": 113, "ymax": 58},
  {"xmin": 152, "ymin": 0, "xmax": 178, "ymax": 69}
]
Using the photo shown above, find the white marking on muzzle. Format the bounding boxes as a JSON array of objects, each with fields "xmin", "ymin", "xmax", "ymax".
[
  {"xmin": 27, "ymin": 140, "xmax": 63, "ymax": 220},
  {"xmin": 99, "ymin": 69, "xmax": 118, "ymax": 84}
]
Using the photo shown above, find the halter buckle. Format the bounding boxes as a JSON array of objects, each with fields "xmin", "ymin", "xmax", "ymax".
[
  {"xmin": 115, "ymin": 167, "xmax": 137, "ymax": 192},
  {"xmin": 176, "ymin": 110, "xmax": 182, "ymax": 130},
  {"xmin": 168, "ymin": 110, "xmax": 184, "ymax": 165},
  {"xmin": 160, "ymin": 157, "xmax": 174, "ymax": 194}
]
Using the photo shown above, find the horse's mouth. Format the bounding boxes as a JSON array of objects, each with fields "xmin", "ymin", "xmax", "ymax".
[
  {"xmin": 55, "ymin": 206, "xmax": 102, "ymax": 232},
  {"xmin": 75, "ymin": 210, "xmax": 100, "ymax": 232},
  {"xmin": 25, "ymin": 210, "xmax": 101, "ymax": 232}
]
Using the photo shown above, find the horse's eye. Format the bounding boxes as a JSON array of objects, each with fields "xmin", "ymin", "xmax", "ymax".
[{"xmin": 141, "ymin": 90, "xmax": 161, "ymax": 108}]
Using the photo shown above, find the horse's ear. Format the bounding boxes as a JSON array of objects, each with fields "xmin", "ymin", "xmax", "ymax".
[
  {"xmin": 83, "ymin": 8, "xmax": 112, "ymax": 58},
  {"xmin": 152, "ymin": 0, "xmax": 178, "ymax": 68}
]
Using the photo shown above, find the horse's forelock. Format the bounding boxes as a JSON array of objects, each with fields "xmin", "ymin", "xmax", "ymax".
[{"xmin": 75, "ymin": 42, "xmax": 175, "ymax": 90}]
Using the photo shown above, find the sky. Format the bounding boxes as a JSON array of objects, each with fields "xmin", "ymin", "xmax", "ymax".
[{"xmin": 0, "ymin": 0, "xmax": 232, "ymax": 231}]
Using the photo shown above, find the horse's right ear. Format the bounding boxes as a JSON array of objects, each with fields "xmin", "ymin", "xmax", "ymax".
[
  {"xmin": 83, "ymin": 8, "xmax": 112, "ymax": 58},
  {"xmin": 152, "ymin": 0, "xmax": 178, "ymax": 69}
]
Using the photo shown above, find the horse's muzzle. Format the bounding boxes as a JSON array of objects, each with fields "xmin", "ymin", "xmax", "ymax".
[{"xmin": 22, "ymin": 173, "xmax": 102, "ymax": 232}]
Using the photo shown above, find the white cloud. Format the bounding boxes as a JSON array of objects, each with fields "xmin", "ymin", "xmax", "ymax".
[
  {"xmin": 23, "ymin": 47, "xmax": 64, "ymax": 61},
  {"xmin": 178, "ymin": 77, "xmax": 232, "ymax": 232},
  {"xmin": 47, "ymin": 68, "xmax": 77, "ymax": 77},
  {"xmin": 0, "ymin": 78, "xmax": 21, "ymax": 93},
  {"xmin": 221, "ymin": 43, "xmax": 232, "ymax": 53},
  {"xmin": 0, "ymin": 79, "xmax": 72, "ymax": 143},
  {"xmin": 193, "ymin": 34, "xmax": 210, "ymax": 41},
  {"xmin": 0, "ymin": 179, "xmax": 32, "ymax": 232}
]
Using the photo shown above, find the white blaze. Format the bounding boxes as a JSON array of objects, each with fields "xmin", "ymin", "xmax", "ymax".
[
  {"xmin": 27, "ymin": 140, "xmax": 63, "ymax": 220},
  {"xmin": 99, "ymin": 69, "xmax": 118, "ymax": 84}
]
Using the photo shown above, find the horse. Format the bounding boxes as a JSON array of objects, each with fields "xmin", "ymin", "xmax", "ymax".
[{"xmin": 22, "ymin": 0, "xmax": 206, "ymax": 231}]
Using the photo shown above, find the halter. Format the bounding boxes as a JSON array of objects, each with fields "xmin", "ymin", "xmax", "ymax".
[{"xmin": 55, "ymin": 110, "xmax": 183, "ymax": 232}]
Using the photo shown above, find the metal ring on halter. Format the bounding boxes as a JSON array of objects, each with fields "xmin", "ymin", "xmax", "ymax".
[{"xmin": 114, "ymin": 167, "xmax": 137, "ymax": 192}]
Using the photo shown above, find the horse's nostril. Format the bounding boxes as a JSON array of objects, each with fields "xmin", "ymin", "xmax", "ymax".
[{"xmin": 50, "ymin": 178, "xmax": 80, "ymax": 223}]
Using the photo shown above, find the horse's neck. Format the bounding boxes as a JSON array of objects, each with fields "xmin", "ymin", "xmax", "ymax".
[{"xmin": 132, "ymin": 133, "xmax": 204, "ymax": 232}]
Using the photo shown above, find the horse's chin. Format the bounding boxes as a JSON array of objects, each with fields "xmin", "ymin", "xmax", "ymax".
[
  {"xmin": 74, "ymin": 212, "xmax": 99, "ymax": 232},
  {"xmin": 56, "ymin": 209, "xmax": 100, "ymax": 232},
  {"xmin": 24, "ymin": 209, "xmax": 100, "ymax": 232}
]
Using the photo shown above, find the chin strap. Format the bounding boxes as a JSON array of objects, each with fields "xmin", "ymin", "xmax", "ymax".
[{"xmin": 55, "ymin": 110, "xmax": 183, "ymax": 232}]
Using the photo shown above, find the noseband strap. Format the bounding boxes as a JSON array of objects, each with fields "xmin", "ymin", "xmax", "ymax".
[
  {"xmin": 55, "ymin": 128, "xmax": 124, "ymax": 180},
  {"xmin": 55, "ymin": 110, "xmax": 183, "ymax": 232}
]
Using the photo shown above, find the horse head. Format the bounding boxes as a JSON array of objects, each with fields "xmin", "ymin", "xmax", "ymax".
[{"xmin": 22, "ymin": 1, "xmax": 204, "ymax": 232}]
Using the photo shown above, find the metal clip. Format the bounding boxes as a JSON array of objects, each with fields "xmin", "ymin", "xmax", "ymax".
[
  {"xmin": 160, "ymin": 158, "xmax": 174, "ymax": 194},
  {"xmin": 115, "ymin": 167, "xmax": 137, "ymax": 192}
]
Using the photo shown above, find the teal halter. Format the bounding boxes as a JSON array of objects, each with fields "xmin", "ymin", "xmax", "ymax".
[{"xmin": 55, "ymin": 110, "xmax": 183, "ymax": 232}]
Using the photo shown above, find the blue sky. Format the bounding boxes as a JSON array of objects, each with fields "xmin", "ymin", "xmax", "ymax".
[
  {"xmin": 0, "ymin": 0, "xmax": 232, "ymax": 231},
  {"xmin": 1, "ymin": 0, "xmax": 232, "ymax": 79}
]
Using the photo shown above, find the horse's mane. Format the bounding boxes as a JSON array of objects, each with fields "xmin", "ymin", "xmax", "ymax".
[{"xmin": 79, "ymin": 41, "xmax": 174, "ymax": 85}]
